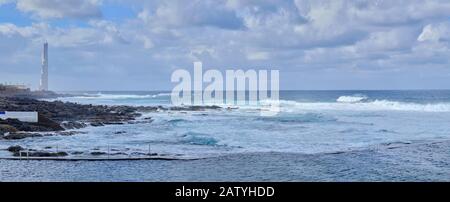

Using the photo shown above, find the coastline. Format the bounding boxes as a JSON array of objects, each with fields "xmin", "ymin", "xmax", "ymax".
[
  {"xmin": 0, "ymin": 95, "xmax": 221, "ymax": 158},
  {"xmin": 2, "ymin": 91, "xmax": 450, "ymax": 181}
]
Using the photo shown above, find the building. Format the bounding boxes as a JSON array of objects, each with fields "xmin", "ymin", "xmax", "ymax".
[
  {"xmin": 0, "ymin": 83, "xmax": 30, "ymax": 94},
  {"xmin": 0, "ymin": 111, "xmax": 38, "ymax": 123},
  {"xmin": 39, "ymin": 42, "xmax": 48, "ymax": 91}
]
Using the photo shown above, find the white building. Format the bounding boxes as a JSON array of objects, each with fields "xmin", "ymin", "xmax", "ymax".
[
  {"xmin": 39, "ymin": 42, "xmax": 48, "ymax": 91},
  {"xmin": 0, "ymin": 111, "xmax": 38, "ymax": 123}
]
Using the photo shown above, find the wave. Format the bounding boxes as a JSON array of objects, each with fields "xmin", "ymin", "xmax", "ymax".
[
  {"xmin": 72, "ymin": 93, "xmax": 170, "ymax": 100},
  {"xmin": 180, "ymin": 132, "xmax": 219, "ymax": 146},
  {"xmin": 151, "ymin": 93, "xmax": 171, "ymax": 98},
  {"xmin": 274, "ymin": 99, "xmax": 450, "ymax": 112},
  {"xmin": 336, "ymin": 95, "xmax": 368, "ymax": 103},
  {"xmin": 60, "ymin": 92, "xmax": 450, "ymax": 112}
]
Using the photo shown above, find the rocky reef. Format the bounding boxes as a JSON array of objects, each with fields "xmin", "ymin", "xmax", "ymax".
[
  {"xmin": 0, "ymin": 97, "xmax": 141, "ymax": 137},
  {"xmin": 0, "ymin": 96, "xmax": 222, "ymax": 139}
]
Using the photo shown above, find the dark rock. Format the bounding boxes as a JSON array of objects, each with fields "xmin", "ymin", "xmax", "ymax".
[
  {"xmin": 110, "ymin": 152, "xmax": 127, "ymax": 156},
  {"xmin": 127, "ymin": 119, "xmax": 154, "ymax": 124},
  {"xmin": 0, "ymin": 124, "xmax": 18, "ymax": 135},
  {"xmin": 0, "ymin": 116, "xmax": 62, "ymax": 132},
  {"xmin": 168, "ymin": 105, "xmax": 221, "ymax": 111},
  {"xmin": 13, "ymin": 151, "xmax": 68, "ymax": 157},
  {"xmin": 61, "ymin": 121, "xmax": 87, "ymax": 130},
  {"xmin": 102, "ymin": 122, "xmax": 124, "ymax": 125},
  {"xmin": 90, "ymin": 122, "xmax": 104, "ymax": 127},
  {"xmin": 130, "ymin": 152, "xmax": 147, "ymax": 156},
  {"xmin": 0, "ymin": 97, "xmax": 140, "ymax": 129},
  {"xmin": 55, "ymin": 131, "xmax": 87, "ymax": 136},
  {"xmin": 7, "ymin": 145, "xmax": 24, "ymax": 152},
  {"xmin": 90, "ymin": 151, "xmax": 107, "ymax": 155},
  {"xmin": 37, "ymin": 114, "xmax": 64, "ymax": 131},
  {"xmin": 3, "ymin": 132, "xmax": 43, "ymax": 140}
]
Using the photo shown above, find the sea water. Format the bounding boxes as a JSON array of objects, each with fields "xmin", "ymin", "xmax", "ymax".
[
  {"xmin": 2, "ymin": 90, "xmax": 449, "ymax": 158},
  {"xmin": 1, "ymin": 90, "xmax": 450, "ymax": 181}
]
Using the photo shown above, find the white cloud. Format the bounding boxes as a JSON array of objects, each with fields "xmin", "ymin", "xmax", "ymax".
[
  {"xmin": 138, "ymin": 0, "xmax": 242, "ymax": 30},
  {"xmin": 418, "ymin": 22, "xmax": 450, "ymax": 42},
  {"xmin": 16, "ymin": 0, "xmax": 102, "ymax": 19},
  {"xmin": 356, "ymin": 28, "xmax": 417, "ymax": 52},
  {"xmin": 0, "ymin": 0, "xmax": 13, "ymax": 5},
  {"xmin": 0, "ymin": 22, "xmax": 43, "ymax": 38},
  {"xmin": 2, "ymin": 0, "xmax": 450, "ymax": 90},
  {"xmin": 246, "ymin": 51, "xmax": 269, "ymax": 60}
]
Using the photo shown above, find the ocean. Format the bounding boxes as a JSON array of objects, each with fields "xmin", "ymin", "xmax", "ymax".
[{"xmin": 1, "ymin": 90, "xmax": 450, "ymax": 181}]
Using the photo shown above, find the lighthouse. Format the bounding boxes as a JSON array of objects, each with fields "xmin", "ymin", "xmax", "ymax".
[{"xmin": 39, "ymin": 42, "xmax": 48, "ymax": 91}]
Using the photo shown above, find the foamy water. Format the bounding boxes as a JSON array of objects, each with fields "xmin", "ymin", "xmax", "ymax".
[{"xmin": 2, "ymin": 90, "xmax": 450, "ymax": 158}]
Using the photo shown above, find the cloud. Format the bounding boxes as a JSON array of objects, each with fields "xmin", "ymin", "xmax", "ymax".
[
  {"xmin": 15, "ymin": 0, "xmax": 102, "ymax": 19},
  {"xmin": 0, "ymin": 0, "xmax": 13, "ymax": 5},
  {"xmin": 1, "ymin": 0, "xmax": 450, "ymax": 90},
  {"xmin": 356, "ymin": 27, "xmax": 419, "ymax": 52},
  {"xmin": 138, "ymin": 0, "xmax": 243, "ymax": 30},
  {"xmin": 246, "ymin": 51, "xmax": 269, "ymax": 61},
  {"xmin": 418, "ymin": 22, "xmax": 450, "ymax": 42},
  {"xmin": 0, "ymin": 21, "xmax": 127, "ymax": 49}
]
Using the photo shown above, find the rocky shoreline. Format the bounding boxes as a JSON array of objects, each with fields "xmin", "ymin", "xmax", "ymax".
[
  {"xmin": 1, "ymin": 96, "xmax": 222, "ymax": 136},
  {"xmin": 0, "ymin": 96, "xmax": 141, "ymax": 134},
  {"xmin": 0, "ymin": 96, "xmax": 221, "ymax": 157}
]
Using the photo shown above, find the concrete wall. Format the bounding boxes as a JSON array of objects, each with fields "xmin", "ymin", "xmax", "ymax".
[{"xmin": 0, "ymin": 111, "xmax": 38, "ymax": 123}]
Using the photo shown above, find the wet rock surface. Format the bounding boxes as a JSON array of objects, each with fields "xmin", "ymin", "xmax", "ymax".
[
  {"xmin": 0, "ymin": 131, "xmax": 87, "ymax": 140},
  {"xmin": 7, "ymin": 145, "xmax": 24, "ymax": 153},
  {"xmin": 12, "ymin": 151, "xmax": 69, "ymax": 157},
  {"xmin": 3, "ymin": 145, "xmax": 68, "ymax": 157},
  {"xmin": 2, "ymin": 132, "xmax": 44, "ymax": 140},
  {"xmin": 90, "ymin": 152, "xmax": 108, "ymax": 156}
]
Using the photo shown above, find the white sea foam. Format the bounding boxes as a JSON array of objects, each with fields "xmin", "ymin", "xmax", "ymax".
[
  {"xmin": 200, "ymin": 97, "xmax": 450, "ymax": 113},
  {"xmin": 151, "ymin": 93, "xmax": 171, "ymax": 98},
  {"xmin": 271, "ymin": 99, "xmax": 450, "ymax": 112},
  {"xmin": 70, "ymin": 93, "xmax": 171, "ymax": 100},
  {"xmin": 337, "ymin": 95, "xmax": 368, "ymax": 103}
]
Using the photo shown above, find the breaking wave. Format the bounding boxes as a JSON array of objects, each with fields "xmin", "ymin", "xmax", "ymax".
[
  {"xmin": 73, "ymin": 93, "xmax": 170, "ymax": 99},
  {"xmin": 337, "ymin": 95, "xmax": 368, "ymax": 103},
  {"xmin": 151, "ymin": 93, "xmax": 171, "ymax": 98},
  {"xmin": 275, "ymin": 99, "xmax": 450, "ymax": 112}
]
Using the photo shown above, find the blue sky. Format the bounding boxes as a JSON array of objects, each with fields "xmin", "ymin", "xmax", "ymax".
[{"xmin": 1, "ymin": 0, "xmax": 450, "ymax": 91}]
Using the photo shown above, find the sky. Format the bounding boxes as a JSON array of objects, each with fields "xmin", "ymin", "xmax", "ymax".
[{"xmin": 0, "ymin": 0, "xmax": 450, "ymax": 91}]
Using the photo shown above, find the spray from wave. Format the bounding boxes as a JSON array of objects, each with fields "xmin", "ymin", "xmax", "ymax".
[
  {"xmin": 274, "ymin": 99, "xmax": 450, "ymax": 112},
  {"xmin": 336, "ymin": 95, "xmax": 368, "ymax": 103}
]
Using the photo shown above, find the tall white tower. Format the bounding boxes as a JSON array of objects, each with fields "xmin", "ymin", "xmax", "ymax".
[{"xmin": 39, "ymin": 42, "xmax": 48, "ymax": 91}]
